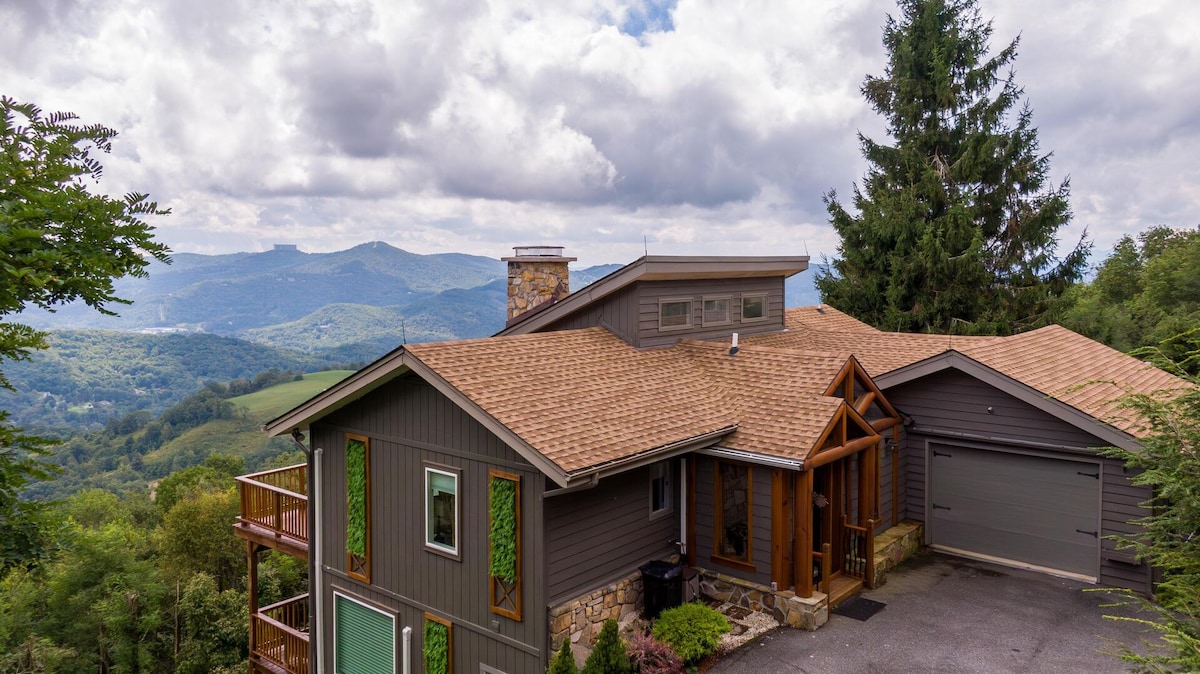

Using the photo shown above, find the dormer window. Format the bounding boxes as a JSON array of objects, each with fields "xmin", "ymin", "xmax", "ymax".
[
  {"xmin": 741, "ymin": 294, "xmax": 767, "ymax": 322},
  {"xmin": 703, "ymin": 297, "xmax": 731, "ymax": 326},
  {"xmin": 659, "ymin": 298, "xmax": 693, "ymax": 330}
]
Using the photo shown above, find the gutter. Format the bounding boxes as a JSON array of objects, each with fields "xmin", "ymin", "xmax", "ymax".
[{"xmin": 699, "ymin": 446, "xmax": 804, "ymax": 470}]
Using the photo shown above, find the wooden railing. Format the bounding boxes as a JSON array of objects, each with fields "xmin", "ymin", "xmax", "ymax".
[
  {"xmin": 237, "ymin": 464, "xmax": 308, "ymax": 545},
  {"xmin": 842, "ymin": 516, "xmax": 877, "ymax": 588},
  {"xmin": 812, "ymin": 543, "xmax": 832, "ymax": 596},
  {"xmin": 252, "ymin": 594, "xmax": 310, "ymax": 674}
]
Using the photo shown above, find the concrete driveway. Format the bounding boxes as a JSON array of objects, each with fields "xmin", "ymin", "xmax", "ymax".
[{"xmin": 710, "ymin": 552, "xmax": 1156, "ymax": 673}]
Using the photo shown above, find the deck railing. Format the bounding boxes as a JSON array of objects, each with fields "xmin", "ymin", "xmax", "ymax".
[
  {"xmin": 252, "ymin": 593, "xmax": 309, "ymax": 674},
  {"xmin": 237, "ymin": 464, "xmax": 308, "ymax": 545},
  {"xmin": 842, "ymin": 516, "xmax": 877, "ymax": 588}
]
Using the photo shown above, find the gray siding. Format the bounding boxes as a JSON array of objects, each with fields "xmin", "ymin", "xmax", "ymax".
[
  {"xmin": 694, "ymin": 456, "xmax": 774, "ymax": 587},
  {"xmin": 544, "ymin": 462, "xmax": 679, "ymax": 603},
  {"xmin": 636, "ymin": 278, "xmax": 786, "ymax": 349},
  {"xmin": 313, "ymin": 373, "xmax": 546, "ymax": 672},
  {"xmin": 542, "ymin": 284, "xmax": 640, "ymax": 343},
  {"xmin": 884, "ymin": 368, "xmax": 1153, "ymax": 592}
]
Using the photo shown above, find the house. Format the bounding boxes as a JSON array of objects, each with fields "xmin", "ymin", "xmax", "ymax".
[{"xmin": 233, "ymin": 246, "xmax": 1181, "ymax": 674}]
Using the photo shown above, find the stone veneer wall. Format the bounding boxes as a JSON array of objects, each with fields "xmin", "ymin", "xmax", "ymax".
[
  {"xmin": 547, "ymin": 567, "xmax": 645, "ymax": 648},
  {"xmin": 507, "ymin": 260, "xmax": 570, "ymax": 320}
]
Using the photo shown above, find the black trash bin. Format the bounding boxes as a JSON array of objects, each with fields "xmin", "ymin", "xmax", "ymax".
[{"xmin": 640, "ymin": 560, "xmax": 682, "ymax": 619}]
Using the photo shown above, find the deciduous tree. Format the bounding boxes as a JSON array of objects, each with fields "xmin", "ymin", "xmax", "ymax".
[{"xmin": 817, "ymin": 0, "xmax": 1088, "ymax": 334}]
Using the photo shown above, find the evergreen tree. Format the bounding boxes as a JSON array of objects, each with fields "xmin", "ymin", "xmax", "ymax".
[
  {"xmin": 582, "ymin": 619, "xmax": 631, "ymax": 674},
  {"xmin": 548, "ymin": 638, "xmax": 579, "ymax": 674},
  {"xmin": 817, "ymin": 0, "xmax": 1089, "ymax": 334}
]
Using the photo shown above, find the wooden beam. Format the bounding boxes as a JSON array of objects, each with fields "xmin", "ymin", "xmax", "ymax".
[
  {"xmin": 795, "ymin": 469, "xmax": 813, "ymax": 598},
  {"xmin": 806, "ymin": 434, "xmax": 882, "ymax": 470},
  {"xmin": 854, "ymin": 391, "xmax": 876, "ymax": 416}
]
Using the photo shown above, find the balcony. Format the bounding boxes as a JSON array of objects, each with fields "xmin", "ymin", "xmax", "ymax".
[
  {"xmin": 250, "ymin": 593, "xmax": 310, "ymax": 674},
  {"xmin": 235, "ymin": 464, "xmax": 308, "ymax": 559}
]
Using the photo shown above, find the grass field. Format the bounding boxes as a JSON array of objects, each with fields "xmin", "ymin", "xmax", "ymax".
[{"xmin": 230, "ymin": 370, "xmax": 355, "ymax": 420}]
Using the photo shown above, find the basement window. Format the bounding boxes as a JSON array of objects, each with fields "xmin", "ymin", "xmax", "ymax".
[
  {"xmin": 659, "ymin": 298, "xmax": 693, "ymax": 330},
  {"xmin": 741, "ymin": 294, "xmax": 767, "ymax": 322}
]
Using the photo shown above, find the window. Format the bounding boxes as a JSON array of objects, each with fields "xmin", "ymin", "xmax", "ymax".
[
  {"xmin": 346, "ymin": 434, "xmax": 370, "ymax": 582},
  {"xmin": 741, "ymin": 294, "xmax": 767, "ymax": 322},
  {"xmin": 488, "ymin": 470, "xmax": 522, "ymax": 621},
  {"xmin": 659, "ymin": 298, "xmax": 692, "ymax": 330},
  {"xmin": 714, "ymin": 461, "xmax": 752, "ymax": 566},
  {"xmin": 334, "ymin": 592, "xmax": 395, "ymax": 674},
  {"xmin": 649, "ymin": 461, "xmax": 672, "ymax": 518},
  {"xmin": 425, "ymin": 465, "xmax": 460, "ymax": 557},
  {"xmin": 702, "ymin": 297, "xmax": 731, "ymax": 326}
]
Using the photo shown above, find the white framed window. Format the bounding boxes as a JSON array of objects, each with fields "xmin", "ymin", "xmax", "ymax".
[
  {"xmin": 334, "ymin": 591, "xmax": 397, "ymax": 674},
  {"xmin": 425, "ymin": 465, "xmax": 460, "ymax": 557},
  {"xmin": 702, "ymin": 297, "xmax": 732, "ymax": 326},
  {"xmin": 659, "ymin": 298, "xmax": 693, "ymax": 330},
  {"xmin": 649, "ymin": 461, "xmax": 673, "ymax": 518},
  {"xmin": 741, "ymin": 294, "xmax": 767, "ymax": 322}
]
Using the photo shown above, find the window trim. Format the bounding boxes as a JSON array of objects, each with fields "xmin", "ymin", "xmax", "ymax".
[
  {"xmin": 658, "ymin": 297, "xmax": 694, "ymax": 331},
  {"xmin": 346, "ymin": 434, "xmax": 371, "ymax": 583},
  {"xmin": 711, "ymin": 459, "xmax": 755, "ymax": 572},
  {"xmin": 333, "ymin": 590, "xmax": 396, "ymax": 674},
  {"xmin": 740, "ymin": 293, "xmax": 768, "ymax": 323},
  {"xmin": 702, "ymin": 296, "xmax": 732, "ymax": 327},
  {"xmin": 424, "ymin": 463, "xmax": 461, "ymax": 559},
  {"xmin": 488, "ymin": 469, "xmax": 522, "ymax": 621},
  {"xmin": 648, "ymin": 461, "xmax": 673, "ymax": 520}
]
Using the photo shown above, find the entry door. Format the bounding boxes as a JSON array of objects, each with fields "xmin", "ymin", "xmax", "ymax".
[{"xmin": 928, "ymin": 444, "xmax": 1100, "ymax": 579}]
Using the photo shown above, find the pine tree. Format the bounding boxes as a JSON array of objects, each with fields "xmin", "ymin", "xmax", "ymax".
[
  {"xmin": 817, "ymin": 0, "xmax": 1089, "ymax": 334},
  {"xmin": 548, "ymin": 638, "xmax": 579, "ymax": 674},
  {"xmin": 581, "ymin": 619, "xmax": 631, "ymax": 674}
]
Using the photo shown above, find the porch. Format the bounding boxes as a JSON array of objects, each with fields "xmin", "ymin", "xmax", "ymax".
[
  {"xmin": 249, "ymin": 593, "xmax": 310, "ymax": 674},
  {"xmin": 234, "ymin": 464, "xmax": 309, "ymax": 559}
]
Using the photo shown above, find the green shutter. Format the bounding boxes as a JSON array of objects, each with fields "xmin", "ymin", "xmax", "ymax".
[{"xmin": 335, "ymin": 594, "xmax": 395, "ymax": 674}]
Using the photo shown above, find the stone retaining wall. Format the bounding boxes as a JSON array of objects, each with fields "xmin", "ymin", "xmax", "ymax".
[
  {"xmin": 547, "ymin": 568, "xmax": 645, "ymax": 648},
  {"xmin": 696, "ymin": 570, "xmax": 828, "ymax": 631},
  {"xmin": 872, "ymin": 520, "xmax": 924, "ymax": 588}
]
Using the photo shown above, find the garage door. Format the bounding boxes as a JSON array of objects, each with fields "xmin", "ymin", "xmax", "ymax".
[{"xmin": 929, "ymin": 444, "xmax": 1100, "ymax": 579}]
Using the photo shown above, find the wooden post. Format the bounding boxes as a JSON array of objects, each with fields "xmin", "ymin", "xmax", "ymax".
[
  {"xmin": 820, "ymin": 542, "xmax": 832, "ymax": 597},
  {"xmin": 866, "ymin": 518, "xmax": 878, "ymax": 589},
  {"xmin": 247, "ymin": 540, "xmax": 259, "ymax": 658},
  {"xmin": 795, "ymin": 469, "xmax": 814, "ymax": 598}
]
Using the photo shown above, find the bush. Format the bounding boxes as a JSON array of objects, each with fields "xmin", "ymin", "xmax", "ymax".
[
  {"xmin": 652, "ymin": 603, "xmax": 730, "ymax": 664},
  {"xmin": 627, "ymin": 633, "xmax": 684, "ymax": 674},
  {"xmin": 582, "ymin": 619, "xmax": 631, "ymax": 674},
  {"xmin": 548, "ymin": 638, "xmax": 578, "ymax": 674}
]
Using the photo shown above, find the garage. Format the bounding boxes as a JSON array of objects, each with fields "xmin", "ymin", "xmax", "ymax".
[{"xmin": 928, "ymin": 443, "xmax": 1101, "ymax": 580}]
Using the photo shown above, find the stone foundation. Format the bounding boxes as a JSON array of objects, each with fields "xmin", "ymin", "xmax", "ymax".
[
  {"xmin": 872, "ymin": 519, "xmax": 924, "ymax": 588},
  {"xmin": 547, "ymin": 568, "xmax": 645, "ymax": 648},
  {"xmin": 696, "ymin": 570, "xmax": 829, "ymax": 631}
]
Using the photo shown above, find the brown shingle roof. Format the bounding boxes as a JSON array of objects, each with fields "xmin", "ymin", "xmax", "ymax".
[{"xmin": 749, "ymin": 308, "xmax": 1191, "ymax": 439}]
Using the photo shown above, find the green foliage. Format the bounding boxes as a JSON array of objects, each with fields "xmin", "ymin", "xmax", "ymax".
[
  {"xmin": 489, "ymin": 476, "xmax": 518, "ymax": 582},
  {"xmin": 652, "ymin": 603, "xmax": 730, "ymax": 664},
  {"xmin": 175, "ymin": 573, "xmax": 248, "ymax": 674},
  {"xmin": 548, "ymin": 638, "xmax": 579, "ymax": 674},
  {"xmin": 627, "ymin": 633, "xmax": 684, "ymax": 674},
  {"xmin": 423, "ymin": 619, "xmax": 450, "ymax": 674},
  {"xmin": 154, "ymin": 454, "xmax": 244, "ymax": 513},
  {"xmin": 1057, "ymin": 227, "xmax": 1200, "ymax": 373},
  {"xmin": 157, "ymin": 487, "xmax": 244, "ymax": 591},
  {"xmin": 346, "ymin": 438, "xmax": 367, "ymax": 558},
  {"xmin": 1099, "ymin": 343, "xmax": 1200, "ymax": 669},
  {"xmin": 582, "ymin": 619, "xmax": 631, "ymax": 674},
  {"xmin": 0, "ymin": 412, "xmax": 59, "ymax": 572},
  {"xmin": 817, "ymin": 0, "xmax": 1088, "ymax": 335}
]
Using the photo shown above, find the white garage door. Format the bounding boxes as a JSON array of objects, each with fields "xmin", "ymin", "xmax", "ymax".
[{"xmin": 929, "ymin": 443, "xmax": 1100, "ymax": 580}]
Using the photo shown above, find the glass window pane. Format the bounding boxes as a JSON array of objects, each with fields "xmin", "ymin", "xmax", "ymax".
[
  {"xmin": 718, "ymin": 463, "xmax": 750, "ymax": 561},
  {"xmin": 427, "ymin": 469, "xmax": 458, "ymax": 553},
  {"xmin": 742, "ymin": 295, "xmax": 766, "ymax": 320},
  {"xmin": 660, "ymin": 300, "xmax": 691, "ymax": 328}
]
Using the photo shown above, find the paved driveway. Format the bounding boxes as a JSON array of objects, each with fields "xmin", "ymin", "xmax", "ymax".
[{"xmin": 710, "ymin": 552, "xmax": 1155, "ymax": 673}]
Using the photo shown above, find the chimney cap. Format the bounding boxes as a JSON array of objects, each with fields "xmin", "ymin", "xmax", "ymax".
[{"xmin": 502, "ymin": 245, "xmax": 576, "ymax": 262}]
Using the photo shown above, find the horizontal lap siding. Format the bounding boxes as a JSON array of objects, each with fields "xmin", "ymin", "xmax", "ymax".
[
  {"xmin": 313, "ymin": 372, "xmax": 545, "ymax": 671},
  {"xmin": 636, "ymin": 278, "xmax": 785, "ymax": 349},
  {"xmin": 694, "ymin": 457, "xmax": 774, "ymax": 587},
  {"xmin": 884, "ymin": 369, "xmax": 1153, "ymax": 593},
  {"xmin": 544, "ymin": 463, "xmax": 678, "ymax": 603}
]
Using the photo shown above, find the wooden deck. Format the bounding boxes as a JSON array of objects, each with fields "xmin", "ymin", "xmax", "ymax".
[
  {"xmin": 235, "ymin": 464, "xmax": 308, "ymax": 559},
  {"xmin": 827, "ymin": 575, "xmax": 864, "ymax": 608},
  {"xmin": 251, "ymin": 593, "xmax": 309, "ymax": 674}
]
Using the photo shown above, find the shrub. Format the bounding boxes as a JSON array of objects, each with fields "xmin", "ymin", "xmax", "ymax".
[
  {"xmin": 651, "ymin": 603, "xmax": 730, "ymax": 664},
  {"xmin": 548, "ymin": 638, "xmax": 579, "ymax": 674},
  {"xmin": 582, "ymin": 619, "xmax": 631, "ymax": 674},
  {"xmin": 627, "ymin": 633, "xmax": 684, "ymax": 674}
]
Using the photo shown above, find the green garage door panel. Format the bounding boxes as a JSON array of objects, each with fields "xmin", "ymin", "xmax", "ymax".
[
  {"xmin": 929, "ymin": 444, "xmax": 1100, "ymax": 578},
  {"xmin": 335, "ymin": 594, "xmax": 396, "ymax": 674}
]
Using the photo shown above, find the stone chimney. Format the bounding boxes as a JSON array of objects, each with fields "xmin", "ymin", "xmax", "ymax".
[{"xmin": 502, "ymin": 245, "xmax": 576, "ymax": 322}]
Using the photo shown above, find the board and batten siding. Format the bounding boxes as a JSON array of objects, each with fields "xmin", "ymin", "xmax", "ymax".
[
  {"xmin": 635, "ymin": 278, "xmax": 786, "ymax": 349},
  {"xmin": 693, "ymin": 456, "xmax": 774, "ymax": 587},
  {"xmin": 541, "ymin": 284, "xmax": 640, "ymax": 343},
  {"xmin": 312, "ymin": 372, "xmax": 546, "ymax": 673},
  {"xmin": 884, "ymin": 368, "xmax": 1153, "ymax": 592},
  {"xmin": 544, "ymin": 462, "xmax": 679, "ymax": 603}
]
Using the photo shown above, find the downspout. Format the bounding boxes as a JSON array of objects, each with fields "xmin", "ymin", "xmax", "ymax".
[
  {"xmin": 290, "ymin": 429, "xmax": 320, "ymax": 673},
  {"xmin": 679, "ymin": 459, "xmax": 688, "ymax": 559}
]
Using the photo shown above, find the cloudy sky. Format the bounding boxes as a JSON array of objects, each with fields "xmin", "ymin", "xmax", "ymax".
[{"xmin": 3, "ymin": 0, "xmax": 1197, "ymax": 266}]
